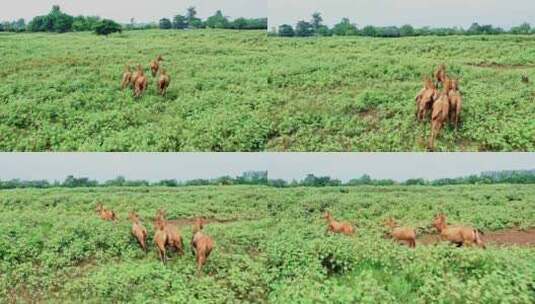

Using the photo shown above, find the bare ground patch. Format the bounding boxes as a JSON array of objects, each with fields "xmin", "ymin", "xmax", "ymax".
[
  {"xmin": 416, "ymin": 229, "xmax": 535, "ymax": 247},
  {"xmin": 165, "ymin": 216, "xmax": 260, "ymax": 228}
]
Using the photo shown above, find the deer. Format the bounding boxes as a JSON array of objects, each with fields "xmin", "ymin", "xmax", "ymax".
[
  {"xmin": 323, "ymin": 212, "xmax": 355, "ymax": 235},
  {"xmin": 435, "ymin": 64, "xmax": 447, "ymax": 86},
  {"xmin": 120, "ymin": 65, "xmax": 133, "ymax": 90},
  {"xmin": 133, "ymin": 65, "xmax": 148, "ymax": 98},
  {"xmin": 415, "ymin": 77, "xmax": 438, "ymax": 121},
  {"xmin": 95, "ymin": 203, "xmax": 117, "ymax": 221},
  {"xmin": 128, "ymin": 211, "xmax": 148, "ymax": 252},
  {"xmin": 157, "ymin": 68, "xmax": 171, "ymax": 96},
  {"xmin": 448, "ymin": 78, "xmax": 462, "ymax": 130},
  {"xmin": 428, "ymin": 79, "xmax": 451, "ymax": 150},
  {"xmin": 131, "ymin": 65, "xmax": 143, "ymax": 87},
  {"xmin": 432, "ymin": 214, "xmax": 485, "ymax": 248},
  {"xmin": 384, "ymin": 218, "xmax": 416, "ymax": 248},
  {"xmin": 155, "ymin": 209, "xmax": 184, "ymax": 256},
  {"xmin": 191, "ymin": 217, "xmax": 215, "ymax": 274},
  {"xmin": 150, "ymin": 55, "xmax": 164, "ymax": 77},
  {"xmin": 153, "ymin": 217, "xmax": 168, "ymax": 263}
]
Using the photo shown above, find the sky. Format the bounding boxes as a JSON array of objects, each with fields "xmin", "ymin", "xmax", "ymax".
[
  {"xmin": 0, "ymin": 153, "xmax": 533, "ymax": 183},
  {"xmin": 268, "ymin": 0, "xmax": 535, "ymax": 30},
  {"xmin": 0, "ymin": 0, "xmax": 267, "ymax": 23}
]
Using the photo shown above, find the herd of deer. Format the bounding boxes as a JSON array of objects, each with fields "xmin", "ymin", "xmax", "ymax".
[
  {"xmin": 96, "ymin": 202, "xmax": 484, "ymax": 272},
  {"xmin": 415, "ymin": 64, "xmax": 463, "ymax": 150},
  {"xmin": 324, "ymin": 211, "xmax": 485, "ymax": 248},
  {"xmin": 120, "ymin": 55, "xmax": 171, "ymax": 98},
  {"xmin": 96, "ymin": 203, "xmax": 214, "ymax": 273}
]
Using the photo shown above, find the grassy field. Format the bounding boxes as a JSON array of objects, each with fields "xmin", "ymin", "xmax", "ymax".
[
  {"xmin": 267, "ymin": 35, "xmax": 535, "ymax": 151},
  {"xmin": 1, "ymin": 184, "xmax": 534, "ymax": 303},
  {"xmin": 0, "ymin": 30, "xmax": 268, "ymax": 151},
  {"xmin": 2, "ymin": 32, "xmax": 534, "ymax": 151}
]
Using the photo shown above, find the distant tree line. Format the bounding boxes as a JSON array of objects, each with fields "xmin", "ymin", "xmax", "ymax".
[
  {"xmin": 157, "ymin": 7, "xmax": 267, "ymax": 30},
  {"xmin": 0, "ymin": 5, "xmax": 266, "ymax": 35},
  {"xmin": 1, "ymin": 170, "xmax": 534, "ymax": 190},
  {"xmin": 272, "ymin": 12, "xmax": 535, "ymax": 37},
  {"xmin": 0, "ymin": 5, "xmax": 121, "ymax": 35}
]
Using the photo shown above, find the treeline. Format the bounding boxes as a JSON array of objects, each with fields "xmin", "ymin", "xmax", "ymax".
[
  {"xmin": 0, "ymin": 5, "xmax": 266, "ymax": 34},
  {"xmin": 272, "ymin": 12, "xmax": 535, "ymax": 37},
  {"xmin": 1, "ymin": 170, "xmax": 534, "ymax": 190},
  {"xmin": 157, "ymin": 7, "xmax": 267, "ymax": 30}
]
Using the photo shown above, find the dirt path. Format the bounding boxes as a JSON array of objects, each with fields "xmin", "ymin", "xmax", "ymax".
[
  {"xmin": 166, "ymin": 216, "xmax": 259, "ymax": 228},
  {"xmin": 417, "ymin": 229, "xmax": 535, "ymax": 247}
]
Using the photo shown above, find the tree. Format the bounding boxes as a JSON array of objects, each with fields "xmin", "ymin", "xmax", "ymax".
[
  {"xmin": 239, "ymin": 171, "xmax": 268, "ymax": 185},
  {"xmin": 317, "ymin": 25, "xmax": 332, "ymax": 36},
  {"xmin": 105, "ymin": 176, "xmax": 126, "ymax": 186},
  {"xmin": 332, "ymin": 18, "xmax": 358, "ymax": 36},
  {"xmin": 467, "ymin": 22, "xmax": 482, "ymax": 35},
  {"xmin": 14, "ymin": 18, "xmax": 26, "ymax": 32},
  {"xmin": 173, "ymin": 14, "xmax": 187, "ymax": 29},
  {"xmin": 48, "ymin": 6, "xmax": 74, "ymax": 33},
  {"xmin": 205, "ymin": 10, "xmax": 229, "ymax": 28},
  {"xmin": 186, "ymin": 6, "xmax": 203, "ymax": 28},
  {"xmin": 159, "ymin": 18, "xmax": 172, "ymax": 29},
  {"xmin": 186, "ymin": 6, "xmax": 197, "ymax": 23},
  {"xmin": 27, "ymin": 5, "xmax": 75, "ymax": 33},
  {"xmin": 156, "ymin": 179, "xmax": 178, "ymax": 187},
  {"xmin": 510, "ymin": 22, "xmax": 531, "ymax": 34},
  {"xmin": 295, "ymin": 20, "xmax": 313, "ymax": 37},
  {"xmin": 361, "ymin": 25, "xmax": 377, "ymax": 37},
  {"xmin": 400, "ymin": 24, "xmax": 414, "ymax": 36},
  {"xmin": 311, "ymin": 12, "xmax": 323, "ymax": 34},
  {"xmin": 95, "ymin": 19, "xmax": 122, "ymax": 36},
  {"xmin": 278, "ymin": 24, "xmax": 295, "ymax": 37},
  {"xmin": 378, "ymin": 26, "xmax": 400, "ymax": 37},
  {"xmin": 72, "ymin": 15, "xmax": 100, "ymax": 31},
  {"xmin": 232, "ymin": 17, "xmax": 248, "ymax": 30}
]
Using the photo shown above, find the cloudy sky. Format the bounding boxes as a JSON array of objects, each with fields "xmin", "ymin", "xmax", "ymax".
[
  {"xmin": 0, "ymin": 153, "xmax": 532, "ymax": 183},
  {"xmin": 269, "ymin": 0, "xmax": 535, "ymax": 29},
  {"xmin": 0, "ymin": 0, "xmax": 266, "ymax": 23}
]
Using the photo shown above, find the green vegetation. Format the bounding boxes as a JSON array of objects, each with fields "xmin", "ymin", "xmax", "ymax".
[
  {"xmin": 1, "ymin": 184, "xmax": 534, "ymax": 303},
  {"xmin": 0, "ymin": 5, "xmax": 267, "ymax": 33},
  {"xmin": 272, "ymin": 12, "xmax": 535, "ymax": 37},
  {"xmin": 2, "ymin": 169, "xmax": 534, "ymax": 189},
  {"xmin": 0, "ymin": 29, "xmax": 267, "ymax": 151},
  {"xmin": 1, "ymin": 28, "xmax": 534, "ymax": 151},
  {"xmin": 267, "ymin": 35, "xmax": 535, "ymax": 151}
]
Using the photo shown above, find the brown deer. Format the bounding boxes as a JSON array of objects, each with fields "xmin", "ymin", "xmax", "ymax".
[
  {"xmin": 435, "ymin": 64, "xmax": 447, "ymax": 85},
  {"xmin": 133, "ymin": 66, "xmax": 148, "ymax": 98},
  {"xmin": 432, "ymin": 214, "xmax": 485, "ymax": 248},
  {"xmin": 153, "ymin": 217, "xmax": 168, "ymax": 263},
  {"xmin": 121, "ymin": 65, "xmax": 133, "ymax": 90},
  {"xmin": 157, "ymin": 68, "xmax": 171, "ymax": 96},
  {"xmin": 128, "ymin": 211, "xmax": 148, "ymax": 252},
  {"xmin": 150, "ymin": 55, "xmax": 164, "ymax": 77},
  {"xmin": 448, "ymin": 78, "xmax": 462, "ymax": 130},
  {"xmin": 131, "ymin": 65, "xmax": 143, "ymax": 87},
  {"xmin": 191, "ymin": 217, "xmax": 215, "ymax": 274},
  {"xmin": 96, "ymin": 203, "xmax": 117, "ymax": 221},
  {"xmin": 384, "ymin": 218, "xmax": 416, "ymax": 248},
  {"xmin": 429, "ymin": 79, "xmax": 451, "ymax": 150},
  {"xmin": 155, "ymin": 209, "xmax": 184, "ymax": 256},
  {"xmin": 323, "ymin": 212, "xmax": 355, "ymax": 235},
  {"xmin": 415, "ymin": 77, "xmax": 437, "ymax": 121}
]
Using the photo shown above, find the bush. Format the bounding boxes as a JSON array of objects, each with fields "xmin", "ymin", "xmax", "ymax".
[{"xmin": 95, "ymin": 19, "xmax": 122, "ymax": 36}]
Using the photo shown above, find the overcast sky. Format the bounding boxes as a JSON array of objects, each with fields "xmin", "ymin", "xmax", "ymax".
[
  {"xmin": 0, "ymin": 0, "xmax": 266, "ymax": 23},
  {"xmin": 0, "ymin": 153, "xmax": 532, "ymax": 183},
  {"xmin": 269, "ymin": 0, "xmax": 535, "ymax": 29}
]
